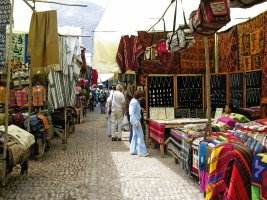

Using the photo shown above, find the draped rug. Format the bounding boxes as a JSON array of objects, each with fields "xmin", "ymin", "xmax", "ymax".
[
  {"xmin": 218, "ymin": 26, "xmax": 238, "ymax": 72},
  {"xmin": 179, "ymin": 34, "xmax": 214, "ymax": 74},
  {"xmin": 237, "ymin": 12, "xmax": 266, "ymax": 71}
]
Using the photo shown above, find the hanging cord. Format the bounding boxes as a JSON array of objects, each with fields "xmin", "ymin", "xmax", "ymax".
[
  {"xmin": 147, "ymin": 0, "xmax": 176, "ymax": 32},
  {"xmin": 168, "ymin": 0, "xmax": 178, "ymax": 46}
]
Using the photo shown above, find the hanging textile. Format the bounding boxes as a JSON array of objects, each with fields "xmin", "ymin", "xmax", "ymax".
[
  {"xmin": 262, "ymin": 12, "xmax": 267, "ymax": 98},
  {"xmin": 59, "ymin": 36, "xmax": 80, "ymax": 75},
  {"xmin": 9, "ymin": 33, "xmax": 28, "ymax": 64},
  {"xmin": 91, "ymin": 69, "xmax": 98, "ymax": 85},
  {"xmin": 180, "ymin": 34, "xmax": 214, "ymax": 74},
  {"xmin": 251, "ymin": 153, "xmax": 267, "ymax": 200},
  {"xmin": 28, "ymin": 10, "xmax": 60, "ymax": 74},
  {"xmin": 0, "ymin": 0, "xmax": 11, "ymax": 27},
  {"xmin": 0, "ymin": 28, "xmax": 6, "ymax": 73},
  {"xmin": 32, "ymin": 85, "xmax": 46, "ymax": 107},
  {"xmin": 218, "ymin": 26, "xmax": 239, "ymax": 72},
  {"xmin": 116, "ymin": 35, "xmax": 144, "ymax": 73},
  {"xmin": 237, "ymin": 12, "xmax": 265, "ymax": 71}
]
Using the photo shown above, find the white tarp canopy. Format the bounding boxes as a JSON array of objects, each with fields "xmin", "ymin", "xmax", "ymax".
[{"xmin": 93, "ymin": 0, "xmax": 267, "ymax": 73}]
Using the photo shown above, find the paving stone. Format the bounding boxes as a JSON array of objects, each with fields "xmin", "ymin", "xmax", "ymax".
[{"xmin": 0, "ymin": 110, "xmax": 203, "ymax": 199}]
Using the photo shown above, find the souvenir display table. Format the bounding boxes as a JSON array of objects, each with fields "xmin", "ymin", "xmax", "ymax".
[{"xmin": 148, "ymin": 118, "xmax": 209, "ymax": 156}]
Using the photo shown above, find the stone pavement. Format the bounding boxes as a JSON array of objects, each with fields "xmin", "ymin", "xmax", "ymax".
[{"xmin": 0, "ymin": 112, "xmax": 203, "ymax": 200}]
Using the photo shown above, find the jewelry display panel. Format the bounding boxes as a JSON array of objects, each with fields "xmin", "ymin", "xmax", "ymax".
[
  {"xmin": 229, "ymin": 73, "xmax": 243, "ymax": 109},
  {"xmin": 177, "ymin": 76, "xmax": 203, "ymax": 109},
  {"xmin": 246, "ymin": 70, "xmax": 262, "ymax": 107},
  {"xmin": 211, "ymin": 74, "xmax": 227, "ymax": 110},
  {"xmin": 148, "ymin": 76, "xmax": 174, "ymax": 107}
]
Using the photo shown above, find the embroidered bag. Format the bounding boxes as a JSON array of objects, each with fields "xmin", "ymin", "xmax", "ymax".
[{"xmin": 189, "ymin": 0, "xmax": 230, "ymax": 35}]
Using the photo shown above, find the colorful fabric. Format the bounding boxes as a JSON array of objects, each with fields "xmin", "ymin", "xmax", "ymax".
[
  {"xmin": 37, "ymin": 113, "xmax": 50, "ymax": 130},
  {"xmin": 230, "ymin": 113, "xmax": 250, "ymax": 123},
  {"xmin": 205, "ymin": 143, "xmax": 252, "ymax": 200},
  {"xmin": 237, "ymin": 12, "xmax": 265, "ymax": 71},
  {"xmin": 217, "ymin": 116, "xmax": 236, "ymax": 128},
  {"xmin": 116, "ymin": 35, "xmax": 144, "ymax": 73},
  {"xmin": 251, "ymin": 153, "xmax": 267, "ymax": 200},
  {"xmin": 15, "ymin": 89, "xmax": 28, "ymax": 107},
  {"xmin": 32, "ymin": 85, "xmax": 46, "ymax": 107},
  {"xmin": 10, "ymin": 33, "xmax": 28, "ymax": 64},
  {"xmin": 28, "ymin": 11, "xmax": 60, "ymax": 74},
  {"xmin": 180, "ymin": 34, "xmax": 214, "ymax": 74},
  {"xmin": 217, "ymin": 26, "xmax": 238, "ymax": 72}
]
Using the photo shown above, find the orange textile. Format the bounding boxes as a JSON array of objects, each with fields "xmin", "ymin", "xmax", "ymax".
[{"xmin": 32, "ymin": 85, "xmax": 46, "ymax": 107}]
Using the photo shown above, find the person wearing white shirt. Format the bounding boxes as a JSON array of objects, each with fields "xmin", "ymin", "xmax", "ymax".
[
  {"xmin": 106, "ymin": 86, "xmax": 115, "ymax": 137},
  {"xmin": 110, "ymin": 84, "xmax": 125, "ymax": 141}
]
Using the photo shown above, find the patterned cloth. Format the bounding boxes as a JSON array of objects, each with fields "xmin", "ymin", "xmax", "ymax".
[
  {"xmin": 15, "ymin": 89, "xmax": 28, "ymax": 107},
  {"xmin": 218, "ymin": 26, "xmax": 239, "ymax": 72},
  {"xmin": 180, "ymin": 34, "xmax": 214, "ymax": 74},
  {"xmin": 205, "ymin": 143, "xmax": 252, "ymax": 200},
  {"xmin": 237, "ymin": 12, "xmax": 266, "ymax": 71},
  {"xmin": 251, "ymin": 153, "xmax": 267, "ymax": 200},
  {"xmin": 32, "ymin": 85, "xmax": 46, "ymax": 107},
  {"xmin": 10, "ymin": 33, "xmax": 28, "ymax": 64},
  {"xmin": 116, "ymin": 35, "xmax": 144, "ymax": 73},
  {"xmin": 0, "ymin": 27, "xmax": 6, "ymax": 72},
  {"xmin": 0, "ymin": 0, "xmax": 11, "ymax": 26}
]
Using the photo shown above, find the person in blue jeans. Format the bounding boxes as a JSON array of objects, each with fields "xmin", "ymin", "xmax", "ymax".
[{"xmin": 129, "ymin": 90, "xmax": 149, "ymax": 157}]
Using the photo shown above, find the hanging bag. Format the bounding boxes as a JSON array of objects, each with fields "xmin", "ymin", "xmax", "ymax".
[
  {"xmin": 230, "ymin": 0, "xmax": 265, "ymax": 7},
  {"xmin": 167, "ymin": 0, "xmax": 195, "ymax": 52},
  {"xmin": 189, "ymin": 0, "xmax": 230, "ymax": 35}
]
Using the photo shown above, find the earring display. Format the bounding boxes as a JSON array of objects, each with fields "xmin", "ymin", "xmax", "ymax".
[
  {"xmin": 230, "ymin": 73, "xmax": 243, "ymax": 109},
  {"xmin": 148, "ymin": 76, "xmax": 174, "ymax": 107},
  {"xmin": 177, "ymin": 76, "xmax": 203, "ymax": 109},
  {"xmin": 211, "ymin": 75, "xmax": 227, "ymax": 111},
  {"xmin": 246, "ymin": 70, "xmax": 262, "ymax": 107}
]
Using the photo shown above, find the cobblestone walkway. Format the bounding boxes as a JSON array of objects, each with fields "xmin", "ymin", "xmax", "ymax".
[{"xmin": 0, "ymin": 112, "xmax": 203, "ymax": 200}]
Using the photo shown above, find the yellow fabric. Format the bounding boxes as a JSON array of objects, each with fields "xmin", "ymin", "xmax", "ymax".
[
  {"xmin": 209, "ymin": 146, "xmax": 223, "ymax": 174},
  {"xmin": 258, "ymin": 153, "xmax": 267, "ymax": 163},
  {"xmin": 28, "ymin": 10, "xmax": 60, "ymax": 74}
]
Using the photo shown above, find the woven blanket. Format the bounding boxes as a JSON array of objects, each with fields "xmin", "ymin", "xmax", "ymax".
[
  {"xmin": 180, "ymin": 34, "xmax": 214, "ymax": 74},
  {"xmin": 237, "ymin": 12, "xmax": 265, "ymax": 71},
  {"xmin": 218, "ymin": 26, "xmax": 238, "ymax": 72},
  {"xmin": 251, "ymin": 153, "xmax": 267, "ymax": 200}
]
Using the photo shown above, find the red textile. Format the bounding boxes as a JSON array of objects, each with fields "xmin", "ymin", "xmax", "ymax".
[
  {"xmin": 218, "ymin": 26, "xmax": 238, "ymax": 72},
  {"xmin": 116, "ymin": 35, "xmax": 144, "ymax": 73},
  {"xmin": 179, "ymin": 34, "xmax": 214, "ymax": 74},
  {"xmin": 91, "ymin": 69, "xmax": 98, "ymax": 85}
]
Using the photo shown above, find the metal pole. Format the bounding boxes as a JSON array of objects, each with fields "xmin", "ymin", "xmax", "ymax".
[
  {"xmin": 27, "ymin": 65, "xmax": 32, "ymax": 132},
  {"xmin": 2, "ymin": 0, "xmax": 14, "ymax": 186},
  {"xmin": 204, "ymin": 36, "xmax": 212, "ymax": 138}
]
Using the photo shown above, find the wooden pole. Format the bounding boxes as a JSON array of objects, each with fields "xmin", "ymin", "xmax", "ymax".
[
  {"xmin": 214, "ymin": 33, "xmax": 219, "ymax": 73},
  {"xmin": 2, "ymin": 0, "xmax": 14, "ymax": 186},
  {"xmin": 204, "ymin": 36, "xmax": 212, "ymax": 138},
  {"xmin": 27, "ymin": 66, "xmax": 32, "ymax": 132}
]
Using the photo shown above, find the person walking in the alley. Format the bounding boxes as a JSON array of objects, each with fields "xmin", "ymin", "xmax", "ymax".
[
  {"xmin": 99, "ymin": 89, "xmax": 107, "ymax": 114},
  {"xmin": 110, "ymin": 84, "xmax": 125, "ymax": 141},
  {"xmin": 106, "ymin": 86, "xmax": 115, "ymax": 137},
  {"xmin": 129, "ymin": 90, "xmax": 149, "ymax": 157}
]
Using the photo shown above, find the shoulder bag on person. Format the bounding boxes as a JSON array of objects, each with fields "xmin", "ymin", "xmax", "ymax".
[{"xmin": 108, "ymin": 94, "xmax": 114, "ymax": 115}]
